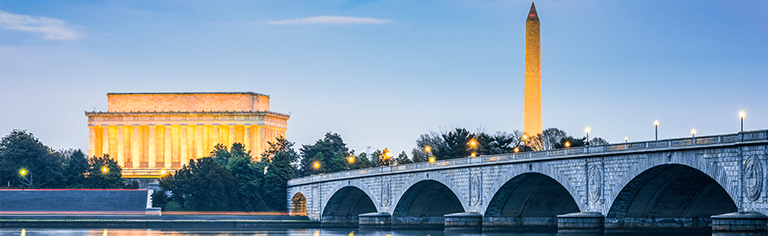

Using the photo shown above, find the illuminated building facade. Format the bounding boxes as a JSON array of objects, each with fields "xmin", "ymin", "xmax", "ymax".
[
  {"xmin": 85, "ymin": 92, "xmax": 289, "ymax": 178},
  {"xmin": 524, "ymin": 2, "xmax": 542, "ymax": 136}
]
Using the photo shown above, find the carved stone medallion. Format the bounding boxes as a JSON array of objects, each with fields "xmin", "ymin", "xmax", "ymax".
[
  {"xmin": 744, "ymin": 155, "xmax": 762, "ymax": 202},
  {"xmin": 470, "ymin": 173, "xmax": 482, "ymax": 206},
  {"xmin": 381, "ymin": 177, "xmax": 391, "ymax": 207},
  {"xmin": 588, "ymin": 165, "xmax": 601, "ymax": 203}
]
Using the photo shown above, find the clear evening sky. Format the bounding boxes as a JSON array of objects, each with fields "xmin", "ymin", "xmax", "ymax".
[{"xmin": 1, "ymin": 0, "xmax": 766, "ymax": 156}]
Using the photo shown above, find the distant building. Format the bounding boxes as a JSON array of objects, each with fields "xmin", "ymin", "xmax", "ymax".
[{"xmin": 85, "ymin": 92, "xmax": 289, "ymax": 178}]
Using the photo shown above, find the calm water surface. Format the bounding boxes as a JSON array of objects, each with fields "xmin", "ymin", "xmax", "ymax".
[{"xmin": 0, "ymin": 228, "xmax": 723, "ymax": 236}]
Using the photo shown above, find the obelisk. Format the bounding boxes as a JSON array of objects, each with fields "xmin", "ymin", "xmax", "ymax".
[{"xmin": 524, "ymin": 2, "xmax": 542, "ymax": 136}]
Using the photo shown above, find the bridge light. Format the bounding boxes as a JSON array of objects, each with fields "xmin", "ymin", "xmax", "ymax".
[
  {"xmin": 654, "ymin": 120, "xmax": 659, "ymax": 140},
  {"xmin": 514, "ymin": 147, "xmax": 519, "ymax": 153},
  {"xmin": 585, "ymin": 127, "xmax": 590, "ymax": 145},
  {"xmin": 691, "ymin": 129, "xmax": 696, "ymax": 137},
  {"xmin": 347, "ymin": 155, "xmax": 355, "ymax": 164},
  {"xmin": 425, "ymin": 146, "xmax": 431, "ymax": 153},
  {"xmin": 625, "ymin": 137, "xmax": 628, "ymax": 143},
  {"xmin": 429, "ymin": 156, "xmax": 436, "ymax": 163},
  {"xmin": 469, "ymin": 140, "xmax": 477, "ymax": 148},
  {"xmin": 522, "ymin": 134, "xmax": 528, "ymax": 141},
  {"xmin": 19, "ymin": 169, "xmax": 27, "ymax": 177},
  {"xmin": 471, "ymin": 152, "xmax": 476, "ymax": 158},
  {"xmin": 313, "ymin": 161, "xmax": 321, "ymax": 170},
  {"xmin": 740, "ymin": 111, "xmax": 745, "ymax": 132},
  {"xmin": 564, "ymin": 141, "xmax": 570, "ymax": 148}
]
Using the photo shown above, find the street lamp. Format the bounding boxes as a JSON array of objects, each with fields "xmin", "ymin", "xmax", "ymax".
[
  {"xmin": 424, "ymin": 146, "xmax": 431, "ymax": 153},
  {"xmin": 564, "ymin": 141, "xmax": 570, "ymax": 148},
  {"xmin": 313, "ymin": 161, "xmax": 321, "ymax": 174},
  {"xmin": 514, "ymin": 147, "xmax": 519, "ymax": 153},
  {"xmin": 471, "ymin": 152, "xmax": 476, "ymax": 158},
  {"xmin": 585, "ymin": 127, "xmax": 591, "ymax": 146},
  {"xmin": 19, "ymin": 169, "xmax": 27, "ymax": 177},
  {"xmin": 101, "ymin": 166, "xmax": 109, "ymax": 174},
  {"xmin": 383, "ymin": 148, "xmax": 392, "ymax": 166},
  {"xmin": 740, "ymin": 111, "xmax": 745, "ymax": 132},
  {"xmin": 625, "ymin": 136, "xmax": 628, "ymax": 143},
  {"xmin": 654, "ymin": 120, "xmax": 659, "ymax": 140},
  {"xmin": 691, "ymin": 129, "xmax": 697, "ymax": 138},
  {"xmin": 429, "ymin": 156, "xmax": 436, "ymax": 163},
  {"xmin": 469, "ymin": 140, "xmax": 477, "ymax": 148},
  {"xmin": 347, "ymin": 155, "xmax": 355, "ymax": 164}
]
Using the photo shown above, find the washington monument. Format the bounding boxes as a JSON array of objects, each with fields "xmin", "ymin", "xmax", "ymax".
[{"xmin": 524, "ymin": 2, "xmax": 542, "ymax": 135}]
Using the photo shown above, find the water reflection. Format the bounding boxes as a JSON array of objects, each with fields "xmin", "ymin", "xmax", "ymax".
[{"xmin": 0, "ymin": 228, "xmax": 760, "ymax": 236}]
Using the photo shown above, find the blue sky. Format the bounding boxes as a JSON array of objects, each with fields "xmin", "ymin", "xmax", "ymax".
[{"xmin": 1, "ymin": 0, "xmax": 766, "ymax": 156}]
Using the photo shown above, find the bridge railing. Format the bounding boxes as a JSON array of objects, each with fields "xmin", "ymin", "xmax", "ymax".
[{"xmin": 288, "ymin": 130, "xmax": 767, "ymax": 186}]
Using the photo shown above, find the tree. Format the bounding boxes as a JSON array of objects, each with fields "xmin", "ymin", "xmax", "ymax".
[
  {"xmin": 168, "ymin": 157, "xmax": 239, "ymax": 211},
  {"xmin": 394, "ymin": 151, "xmax": 412, "ymax": 165},
  {"xmin": 261, "ymin": 136, "xmax": 300, "ymax": 177},
  {"xmin": 0, "ymin": 130, "xmax": 65, "ymax": 188},
  {"xmin": 63, "ymin": 149, "xmax": 89, "ymax": 188},
  {"xmin": 349, "ymin": 152, "xmax": 372, "ymax": 169},
  {"xmin": 298, "ymin": 133, "xmax": 349, "ymax": 176},
  {"xmin": 411, "ymin": 132, "xmax": 443, "ymax": 162},
  {"xmin": 227, "ymin": 154, "xmax": 265, "ymax": 211},
  {"xmin": 86, "ymin": 155, "xmax": 123, "ymax": 189},
  {"xmin": 540, "ymin": 128, "xmax": 569, "ymax": 150},
  {"xmin": 263, "ymin": 151, "xmax": 294, "ymax": 211},
  {"xmin": 209, "ymin": 143, "xmax": 232, "ymax": 167},
  {"xmin": 440, "ymin": 128, "xmax": 472, "ymax": 159}
]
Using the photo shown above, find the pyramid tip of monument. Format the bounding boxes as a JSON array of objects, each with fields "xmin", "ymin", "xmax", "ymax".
[{"xmin": 527, "ymin": 2, "xmax": 539, "ymax": 21}]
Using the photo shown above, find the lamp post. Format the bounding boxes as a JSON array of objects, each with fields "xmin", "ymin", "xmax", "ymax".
[
  {"xmin": 347, "ymin": 155, "xmax": 355, "ymax": 165},
  {"xmin": 625, "ymin": 136, "xmax": 628, "ymax": 143},
  {"xmin": 691, "ymin": 129, "xmax": 696, "ymax": 138},
  {"xmin": 383, "ymin": 148, "xmax": 392, "ymax": 166},
  {"xmin": 312, "ymin": 161, "xmax": 321, "ymax": 175},
  {"xmin": 739, "ymin": 111, "xmax": 745, "ymax": 132},
  {"xmin": 564, "ymin": 141, "xmax": 570, "ymax": 148},
  {"xmin": 584, "ymin": 127, "xmax": 591, "ymax": 146},
  {"xmin": 654, "ymin": 120, "xmax": 659, "ymax": 140},
  {"xmin": 468, "ymin": 139, "xmax": 477, "ymax": 157},
  {"xmin": 101, "ymin": 166, "xmax": 109, "ymax": 174}
]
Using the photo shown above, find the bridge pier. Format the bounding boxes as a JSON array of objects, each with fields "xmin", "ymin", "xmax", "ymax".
[
  {"xmin": 557, "ymin": 212, "xmax": 605, "ymax": 234},
  {"xmin": 444, "ymin": 212, "xmax": 482, "ymax": 232},
  {"xmin": 712, "ymin": 212, "xmax": 768, "ymax": 233},
  {"xmin": 358, "ymin": 212, "xmax": 391, "ymax": 229}
]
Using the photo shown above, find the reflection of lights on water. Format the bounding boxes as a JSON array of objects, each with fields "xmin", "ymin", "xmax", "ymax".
[
  {"xmin": 348, "ymin": 231, "xmax": 354, "ymax": 236},
  {"xmin": 314, "ymin": 230, "xmax": 319, "ymax": 236},
  {"xmin": 103, "ymin": 229, "xmax": 108, "ymax": 236},
  {"xmin": 21, "ymin": 229, "xmax": 26, "ymax": 236}
]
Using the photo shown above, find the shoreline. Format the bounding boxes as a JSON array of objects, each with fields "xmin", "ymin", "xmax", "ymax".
[{"xmin": 0, "ymin": 215, "xmax": 320, "ymax": 230}]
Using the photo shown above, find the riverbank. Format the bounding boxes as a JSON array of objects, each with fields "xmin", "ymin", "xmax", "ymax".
[{"xmin": 0, "ymin": 214, "xmax": 319, "ymax": 230}]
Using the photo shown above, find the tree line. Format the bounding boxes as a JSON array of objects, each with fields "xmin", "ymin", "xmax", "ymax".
[{"xmin": 0, "ymin": 130, "xmax": 130, "ymax": 189}]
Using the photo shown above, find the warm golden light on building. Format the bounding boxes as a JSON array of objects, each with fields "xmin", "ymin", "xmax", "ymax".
[
  {"xmin": 524, "ymin": 2, "xmax": 542, "ymax": 136},
  {"xmin": 86, "ymin": 92, "xmax": 289, "ymax": 178}
]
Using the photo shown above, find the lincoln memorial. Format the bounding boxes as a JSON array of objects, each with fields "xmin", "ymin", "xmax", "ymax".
[{"xmin": 85, "ymin": 92, "xmax": 289, "ymax": 178}]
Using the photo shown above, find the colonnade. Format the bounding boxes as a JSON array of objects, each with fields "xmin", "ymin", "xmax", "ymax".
[{"xmin": 88, "ymin": 123, "xmax": 285, "ymax": 169}]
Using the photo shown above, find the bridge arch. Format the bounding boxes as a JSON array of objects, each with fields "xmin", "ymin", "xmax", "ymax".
[
  {"xmin": 290, "ymin": 192, "xmax": 307, "ymax": 216},
  {"xmin": 484, "ymin": 172, "xmax": 580, "ymax": 230},
  {"xmin": 606, "ymin": 163, "xmax": 737, "ymax": 230},
  {"xmin": 392, "ymin": 179, "xmax": 465, "ymax": 229},
  {"xmin": 485, "ymin": 166, "xmax": 585, "ymax": 214},
  {"xmin": 320, "ymin": 185, "xmax": 377, "ymax": 227}
]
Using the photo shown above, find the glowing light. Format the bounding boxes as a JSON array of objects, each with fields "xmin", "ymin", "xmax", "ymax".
[
  {"xmin": 424, "ymin": 146, "xmax": 431, "ymax": 153},
  {"xmin": 101, "ymin": 166, "xmax": 109, "ymax": 174},
  {"xmin": 349, "ymin": 231, "xmax": 354, "ymax": 236},
  {"xmin": 314, "ymin": 231, "xmax": 320, "ymax": 236},
  {"xmin": 429, "ymin": 156, "xmax": 436, "ymax": 163},
  {"xmin": 691, "ymin": 129, "xmax": 697, "ymax": 136},
  {"xmin": 471, "ymin": 152, "xmax": 476, "ymax": 158},
  {"xmin": 522, "ymin": 134, "xmax": 528, "ymax": 140},
  {"xmin": 160, "ymin": 170, "xmax": 166, "ymax": 175},
  {"xmin": 514, "ymin": 147, "xmax": 519, "ymax": 153},
  {"xmin": 625, "ymin": 137, "xmax": 628, "ymax": 142},
  {"xmin": 103, "ymin": 229, "xmax": 108, "ymax": 236},
  {"xmin": 654, "ymin": 120, "xmax": 659, "ymax": 126},
  {"xmin": 584, "ymin": 127, "xmax": 591, "ymax": 134},
  {"xmin": 565, "ymin": 142, "xmax": 570, "ymax": 148},
  {"xmin": 313, "ymin": 161, "xmax": 321, "ymax": 170},
  {"xmin": 21, "ymin": 229, "xmax": 26, "ymax": 236},
  {"xmin": 469, "ymin": 140, "xmax": 477, "ymax": 148},
  {"xmin": 740, "ymin": 111, "xmax": 745, "ymax": 119},
  {"xmin": 19, "ymin": 169, "xmax": 27, "ymax": 177},
  {"xmin": 347, "ymin": 155, "xmax": 355, "ymax": 164}
]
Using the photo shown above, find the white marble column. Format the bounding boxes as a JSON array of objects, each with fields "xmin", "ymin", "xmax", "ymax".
[
  {"xmin": 164, "ymin": 124, "xmax": 172, "ymax": 168},
  {"xmin": 148, "ymin": 125, "xmax": 156, "ymax": 168},
  {"xmin": 213, "ymin": 124, "xmax": 220, "ymax": 147},
  {"xmin": 117, "ymin": 125, "xmax": 125, "ymax": 166},
  {"xmin": 196, "ymin": 125, "xmax": 203, "ymax": 159},
  {"xmin": 244, "ymin": 124, "xmax": 251, "ymax": 154},
  {"xmin": 88, "ymin": 125, "xmax": 96, "ymax": 157},
  {"xmin": 101, "ymin": 125, "xmax": 110, "ymax": 157},
  {"xmin": 180, "ymin": 124, "xmax": 188, "ymax": 166},
  {"xmin": 229, "ymin": 124, "xmax": 235, "ymax": 147},
  {"xmin": 132, "ymin": 124, "xmax": 140, "ymax": 168}
]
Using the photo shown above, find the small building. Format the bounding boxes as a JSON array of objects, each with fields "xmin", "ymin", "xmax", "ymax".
[{"xmin": 85, "ymin": 92, "xmax": 289, "ymax": 178}]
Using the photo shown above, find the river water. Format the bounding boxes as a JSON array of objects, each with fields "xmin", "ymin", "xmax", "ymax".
[{"xmin": 0, "ymin": 228, "xmax": 725, "ymax": 236}]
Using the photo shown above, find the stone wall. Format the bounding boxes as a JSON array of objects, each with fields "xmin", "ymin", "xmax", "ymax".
[
  {"xmin": 107, "ymin": 92, "xmax": 269, "ymax": 112},
  {"xmin": 0, "ymin": 189, "xmax": 150, "ymax": 212}
]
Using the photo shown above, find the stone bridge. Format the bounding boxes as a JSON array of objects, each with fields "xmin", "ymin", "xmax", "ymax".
[{"xmin": 287, "ymin": 130, "xmax": 768, "ymax": 232}]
